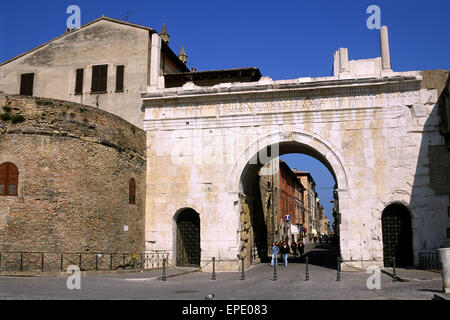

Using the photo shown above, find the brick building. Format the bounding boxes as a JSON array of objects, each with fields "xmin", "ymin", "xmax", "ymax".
[
  {"xmin": 258, "ymin": 159, "xmax": 305, "ymax": 248},
  {"xmin": 0, "ymin": 94, "xmax": 147, "ymax": 257},
  {"xmin": 279, "ymin": 160, "xmax": 305, "ymax": 244},
  {"xmin": 294, "ymin": 170, "xmax": 319, "ymax": 242}
]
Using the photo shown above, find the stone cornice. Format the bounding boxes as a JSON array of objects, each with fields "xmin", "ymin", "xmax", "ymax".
[{"xmin": 142, "ymin": 75, "xmax": 422, "ymax": 107}]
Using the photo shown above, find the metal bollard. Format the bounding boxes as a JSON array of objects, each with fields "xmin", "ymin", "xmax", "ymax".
[
  {"xmin": 336, "ymin": 257, "xmax": 341, "ymax": 281},
  {"xmin": 392, "ymin": 257, "xmax": 397, "ymax": 282},
  {"xmin": 240, "ymin": 258, "xmax": 245, "ymax": 280},
  {"xmin": 305, "ymin": 257, "xmax": 310, "ymax": 281},
  {"xmin": 272, "ymin": 262, "xmax": 278, "ymax": 281},
  {"xmin": 211, "ymin": 257, "xmax": 216, "ymax": 280},
  {"xmin": 162, "ymin": 258, "xmax": 167, "ymax": 281}
]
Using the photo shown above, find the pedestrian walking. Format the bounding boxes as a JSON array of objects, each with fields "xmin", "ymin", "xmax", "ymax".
[
  {"xmin": 291, "ymin": 241, "xmax": 298, "ymax": 256},
  {"xmin": 277, "ymin": 240, "xmax": 283, "ymax": 251},
  {"xmin": 298, "ymin": 241, "xmax": 305, "ymax": 256},
  {"xmin": 281, "ymin": 241, "xmax": 290, "ymax": 266},
  {"xmin": 271, "ymin": 242, "xmax": 279, "ymax": 266}
]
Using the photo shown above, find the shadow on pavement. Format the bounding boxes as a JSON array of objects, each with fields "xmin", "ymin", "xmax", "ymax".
[
  {"xmin": 288, "ymin": 243, "xmax": 339, "ymax": 270},
  {"xmin": 418, "ymin": 289, "xmax": 443, "ymax": 294}
]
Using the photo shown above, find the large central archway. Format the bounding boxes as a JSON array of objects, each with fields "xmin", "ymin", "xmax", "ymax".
[
  {"xmin": 229, "ymin": 130, "xmax": 351, "ymax": 266},
  {"xmin": 228, "ymin": 131, "xmax": 350, "ymax": 194}
]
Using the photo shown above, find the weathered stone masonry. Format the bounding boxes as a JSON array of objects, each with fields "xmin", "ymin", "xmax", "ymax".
[
  {"xmin": 0, "ymin": 94, "xmax": 146, "ymax": 254},
  {"xmin": 142, "ymin": 70, "xmax": 450, "ymax": 271}
]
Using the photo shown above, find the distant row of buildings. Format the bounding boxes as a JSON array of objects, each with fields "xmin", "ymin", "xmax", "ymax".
[{"xmin": 259, "ymin": 159, "xmax": 333, "ymax": 248}]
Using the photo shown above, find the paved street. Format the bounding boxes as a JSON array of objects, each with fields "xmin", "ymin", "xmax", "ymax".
[{"xmin": 0, "ymin": 244, "xmax": 443, "ymax": 300}]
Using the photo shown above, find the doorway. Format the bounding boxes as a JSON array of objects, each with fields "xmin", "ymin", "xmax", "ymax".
[
  {"xmin": 381, "ymin": 204, "xmax": 414, "ymax": 267},
  {"xmin": 176, "ymin": 208, "xmax": 200, "ymax": 267}
]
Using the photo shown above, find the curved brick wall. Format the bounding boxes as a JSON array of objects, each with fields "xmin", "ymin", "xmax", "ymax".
[{"xmin": 0, "ymin": 94, "xmax": 146, "ymax": 254}]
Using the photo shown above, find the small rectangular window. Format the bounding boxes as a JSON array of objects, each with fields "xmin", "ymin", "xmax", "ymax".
[
  {"xmin": 129, "ymin": 178, "xmax": 136, "ymax": 204},
  {"xmin": 91, "ymin": 65, "xmax": 108, "ymax": 93},
  {"xmin": 20, "ymin": 73, "xmax": 34, "ymax": 96},
  {"xmin": 447, "ymin": 228, "xmax": 450, "ymax": 239},
  {"xmin": 75, "ymin": 69, "xmax": 84, "ymax": 94},
  {"xmin": 116, "ymin": 65, "xmax": 124, "ymax": 92}
]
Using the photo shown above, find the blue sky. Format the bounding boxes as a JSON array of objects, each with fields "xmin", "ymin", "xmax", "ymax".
[
  {"xmin": 1, "ymin": 0, "xmax": 449, "ymax": 78},
  {"xmin": 1, "ymin": 0, "xmax": 448, "ymax": 229}
]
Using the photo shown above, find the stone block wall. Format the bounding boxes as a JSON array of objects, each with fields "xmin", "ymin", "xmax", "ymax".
[{"xmin": 143, "ymin": 72, "xmax": 450, "ymax": 271}]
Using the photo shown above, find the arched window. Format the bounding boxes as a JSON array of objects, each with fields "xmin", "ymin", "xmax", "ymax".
[
  {"xmin": 129, "ymin": 178, "xmax": 136, "ymax": 204},
  {"xmin": 0, "ymin": 162, "xmax": 19, "ymax": 196}
]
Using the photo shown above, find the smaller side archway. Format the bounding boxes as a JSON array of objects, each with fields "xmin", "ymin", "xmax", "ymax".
[
  {"xmin": 173, "ymin": 208, "xmax": 201, "ymax": 267},
  {"xmin": 381, "ymin": 203, "xmax": 414, "ymax": 267}
]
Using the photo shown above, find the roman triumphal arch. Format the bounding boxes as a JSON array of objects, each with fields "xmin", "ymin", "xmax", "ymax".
[{"xmin": 141, "ymin": 71, "xmax": 449, "ymax": 271}]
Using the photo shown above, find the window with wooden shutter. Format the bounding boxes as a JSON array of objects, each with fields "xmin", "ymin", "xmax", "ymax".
[
  {"xmin": 129, "ymin": 178, "xmax": 136, "ymax": 204},
  {"xmin": 116, "ymin": 65, "xmax": 124, "ymax": 92},
  {"xmin": 75, "ymin": 69, "xmax": 84, "ymax": 94},
  {"xmin": 0, "ymin": 162, "xmax": 19, "ymax": 196},
  {"xmin": 20, "ymin": 73, "xmax": 34, "ymax": 96},
  {"xmin": 91, "ymin": 65, "xmax": 108, "ymax": 93}
]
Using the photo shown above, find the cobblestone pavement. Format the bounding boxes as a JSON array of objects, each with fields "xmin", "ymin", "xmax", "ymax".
[{"xmin": 0, "ymin": 244, "xmax": 443, "ymax": 300}]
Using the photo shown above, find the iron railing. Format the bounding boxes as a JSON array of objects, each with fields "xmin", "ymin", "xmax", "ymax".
[
  {"xmin": 0, "ymin": 251, "xmax": 169, "ymax": 272},
  {"xmin": 418, "ymin": 251, "xmax": 442, "ymax": 270}
]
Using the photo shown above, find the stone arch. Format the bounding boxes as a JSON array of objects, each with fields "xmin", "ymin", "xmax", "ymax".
[
  {"xmin": 228, "ymin": 129, "xmax": 351, "ymax": 266},
  {"xmin": 372, "ymin": 190, "xmax": 412, "ymax": 215},
  {"xmin": 367, "ymin": 191, "xmax": 414, "ymax": 262},
  {"xmin": 228, "ymin": 129, "xmax": 350, "ymax": 194}
]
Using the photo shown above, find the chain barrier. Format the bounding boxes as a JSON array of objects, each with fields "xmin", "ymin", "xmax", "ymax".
[
  {"xmin": 165, "ymin": 259, "xmax": 212, "ymax": 273},
  {"xmin": 1, "ymin": 250, "xmax": 409, "ymax": 285}
]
